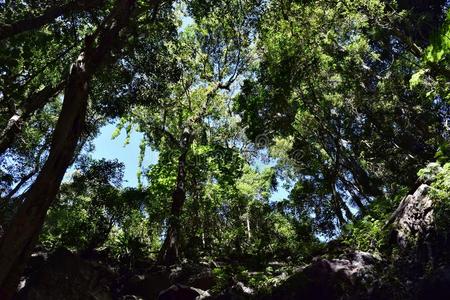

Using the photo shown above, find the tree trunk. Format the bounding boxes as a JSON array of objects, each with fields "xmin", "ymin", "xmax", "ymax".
[
  {"xmin": 158, "ymin": 147, "xmax": 189, "ymax": 265},
  {"xmin": 0, "ymin": 53, "xmax": 89, "ymax": 300},
  {"xmin": 339, "ymin": 175, "xmax": 368, "ymax": 213},
  {"xmin": 246, "ymin": 206, "xmax": 252, "ymax": 242},
  {"xmin": 330, "ymin": 181, "xmax": 350, "ymax": 226},
  {"xmin": 338, "ymin": 193, "xmax": 354, "ymax": 222},
  {"xmin": 0, "ymin": 0, "xmax": 104, "ymax": 40},
  {"xmin": 0, "ymin": 1, "xmax": 135, "ymax": 297},
  {"xmin": 332, "ymin": 196, "xmax": 346, "ymax": 226},
  {"xmin": 350, "ymin": 193, "xmax": 366, "ymax": 214},
  {"xmin": 345, "ymin": 156, "xmax": 382, "ymax": 197},
  {"xmin": 158, "ymin": 127, "xmax": 192, "ymax": 265}
]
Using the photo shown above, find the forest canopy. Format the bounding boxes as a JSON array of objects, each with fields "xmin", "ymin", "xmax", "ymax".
[{"xmin": 0, "ymin": 0, "xmax": 449, "ymax": 299}]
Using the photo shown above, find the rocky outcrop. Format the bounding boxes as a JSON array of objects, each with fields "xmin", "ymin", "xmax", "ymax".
[
  {"xmin": 263, "ymin": 184, "xmax": 446, "ymax": 300},
  {"xmin": 387, "ymin": 183, "xmax": 450, "ymax": 298},
  {"xmin": 214, "ymin": 281, "xmax": 256, "ymax": 300},
  {"xmin": 264, "ymin": 251, "xmax": 384, "ymax": 300},
  {"xmin": 388, "ymin": 184, "xmax": 434, "ymax": 249},
  {"xmin": 17, "ymin": 248, "xmax": 216, "ymax": 300}
]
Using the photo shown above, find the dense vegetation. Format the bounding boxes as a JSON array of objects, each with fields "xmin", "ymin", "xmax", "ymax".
[{"xmin": 0, "ymin": 0, "xmax": 449, "ymax": 299}]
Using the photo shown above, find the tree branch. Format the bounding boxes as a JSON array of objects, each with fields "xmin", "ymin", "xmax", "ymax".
[{"xmin": 0, "ymin": 0, "xmax": 105, "ymax": 40}]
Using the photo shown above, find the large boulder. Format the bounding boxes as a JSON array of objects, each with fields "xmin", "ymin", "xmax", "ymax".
[
  {"xmin": 17, "ymin": 248, "xmax": 116, "ymax": 300},
  {"xmin": 121, "ymin": 267, "xmax": 171, "ymax": 300},
  {"xmin": 122, "ymin": 263, "xmax": 215, "ymax": 299},
  {"xmin": 387, "ymin": 183, "xmax": 450, "ymax": 298},
  {"xmin": 389, "ymin": 184, "xmax": 434, "ymax": 249},
  {"xmin": 265, "ymin": 251, "xmax": 384, "ymax": 300}
]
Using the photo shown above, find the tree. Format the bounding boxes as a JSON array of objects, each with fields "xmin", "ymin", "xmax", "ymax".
[
  {"xmin": 41, "ymin": 158, "xmax": 125, "ymax": 252},
  {"xmin": 235, "ymin": 0, "xmax": 449, "ymax": 235},
  {"xmin": 0, "ymin": 1, "xmax": 448, "ymax": 297},
  {"xmin": 127, "ymin": 0, "xmax": 259, "ymax": 264},
  {"xmin": 0, "ymin": 0, "xmax": 172, "ymax": 297}
]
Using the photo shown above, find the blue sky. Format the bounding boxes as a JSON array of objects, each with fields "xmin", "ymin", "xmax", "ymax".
[
  {"xmin": 91, "ymin": 123, "xmax": 157, "ymax": 187},
  {"xmin": 91, "ymin": 123, "xmax": 289, "ymax": 201}
]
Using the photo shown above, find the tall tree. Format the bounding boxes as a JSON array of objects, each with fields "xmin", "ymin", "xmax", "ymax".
[
  {"xmin": 0, "ymin": 0, "xmax": 138, "ymax": 297},
  {"xmin": 121, "ymin": 0, "xmax": 262, "ymax": 264},
  {"xmin": 235, "ymin": 0, "xmax": 449, "ymax": 235}
]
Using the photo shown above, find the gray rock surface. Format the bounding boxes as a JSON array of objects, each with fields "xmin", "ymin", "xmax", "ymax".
[{"xmin": 389, "ymin": 184, "xmax": 434, "ymax": 248}]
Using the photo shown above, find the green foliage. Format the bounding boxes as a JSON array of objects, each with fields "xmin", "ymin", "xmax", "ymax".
[
  {"xmin": 435, "ymin": 142, "xmax": 450, "ymax": 165},
  {"xmin": 428, "ymin": 163, "xmax": 450, "ymax": 231},
  {"xmin": 343, "ymin": 216, "xmax": 386, "ymax": 252},
  {"xmin": 105, "ymin": 209, "xmax": 155, "ymax": 267},
  {"xmin": 418, "ymin": 162, "xmax": 443, "ymax": 183},
  {"xmin": 211, "ymin": 263, "xmax": 299, "ymax": 296},
  {"xmin": 40, "ymin": 158, "xmax": 153, "ymax": 267},
  {"xmin": 425, "ymin": 12, "xmax": 450, "ymax": 64},
  {"xmin": 235, "ymin": 0, "xmax": 448, "ymax": 237},
  {"xmin": 2, "ymin": 1, "xmax": 449, "ymax": 295},
  {"xmin": 342, "ymin": 190, "xmax": 407, "ymax": 252}
]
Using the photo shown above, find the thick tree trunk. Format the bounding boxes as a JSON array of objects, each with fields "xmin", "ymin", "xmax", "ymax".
[
  {"xmin": 0, "ymin": 0, "xmax": 104, "ymax": 40},
  {"xmin": 0, "ymin": 1, "xmax": 136, "ymax": 297},
  {"xmin": 158, "ymin": 148, "xmax": 188, "ymax": 265},
  {"xmin": 0, "ymin": 54, "xmax": 89, "ymax": 300},
  {"xmin": 159, "ymin": 127, "xmax": 193, "ymax": 265}
]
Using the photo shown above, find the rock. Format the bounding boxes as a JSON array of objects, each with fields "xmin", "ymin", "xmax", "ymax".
[
  {"xmin": 157, "ymin": 284, "xmax": 210, "ymax": 300},
  {"xmin": 389, "ymin": 184, "xmax": 434, "ymax": 248},
  {"xmin": 119, "ymin": 296, "xmax": 145, "ymax": 300},
  {"xmin": 214, "ymin": 281, "xmax": 257, "ymax": 300},
  {"xmin": 122, "ymin": 267, "xmax": 172, "ymax": 300},
  {"xmin": 264, "ymin": 251, "xmax": 383, "ymax": 300},
  {"xmin": 17, "ymin": 248, "xmax": 116, "ymax": 300},
  {"xmin": 234, "ymin": 282, "xmax": 254, "ymax": 296},
  {"xmin": 122, "ymin": 263, "xmax": 215, "ymax": 299},
  {"xmin": 182, "ymin": 265, "xmax": 216, "ymax": 291},
  {"xmin": 386, "ymin": 183, "xmax": 450, "ymax": 298}
]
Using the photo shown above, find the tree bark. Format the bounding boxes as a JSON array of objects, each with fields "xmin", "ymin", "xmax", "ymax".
[
  {"xmin": 337, "ymin": 192, "xmax": 354, "ymax": 222},
  {"xmin": 158, "ymin": 129, "xmax": 191, "ymax": 265},
  {"xmin": 345, "ymin": 156, "xmax": 382, "ymax": 197},
  {"xmin": 0, "ymin": 53, "xmax": 89, "ymax": 300},
  {"xmin": 0, "ymin": 0, "xmax": 136, "ymax": 298},
  {"xmin": 339, "ymin": 175, "xmax": 368, "ymax": 213},
  {"xmin": 158, "ymin": 148, "xmax": 189, "ymax": 265},
  {"xmin": 0, "ymin": 0, "xmax": 105, "ymax": 40},
  {"xmin": 331, "ymin": 185, "xmax": 346, "ymax": 226}
]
